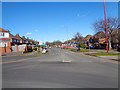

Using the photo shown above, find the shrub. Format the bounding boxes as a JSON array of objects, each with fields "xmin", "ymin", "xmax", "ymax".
[{"xmin": 78, "ymin": 43, "xmax": 86, "ymax": 49}]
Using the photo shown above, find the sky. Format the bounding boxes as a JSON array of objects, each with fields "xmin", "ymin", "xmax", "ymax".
[{"xmin": 2, "ymin": 2, "xmax": 118, "ymax": 42}]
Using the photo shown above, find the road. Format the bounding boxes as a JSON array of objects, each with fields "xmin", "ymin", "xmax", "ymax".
[{"xmin": 2, "ymin": 48, "xmax": 118, "ymax": 88}]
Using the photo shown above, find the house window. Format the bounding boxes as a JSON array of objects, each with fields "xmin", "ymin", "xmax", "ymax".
[
  {"xmin": 12, "ymin": 38, "xmax": 17, "ymax": 42},
  {"xmin": 22, "ymin": 40, "xmax": 26, "ymax": 43},
  {"xmin": 0, "ymin": 32, "xmax": 9, "ymax": 38},
  {"xmin": 0, "ymin": 42, "xmax": 8, "ymax": 47},
  {"xmin": 17, "ymin": 39, "xmax": 20, "ymax": 43},
  {"xmin": 0, "ymin": 33, "xmax": 5, "ymax": 37}
]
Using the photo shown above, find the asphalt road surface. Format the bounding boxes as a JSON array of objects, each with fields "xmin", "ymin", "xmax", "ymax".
[{"xmin": 2, "ymin": 47, "xmax": 118, "ymax": 88}]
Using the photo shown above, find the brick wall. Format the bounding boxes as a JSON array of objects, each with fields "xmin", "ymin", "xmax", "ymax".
[{"xmin": 0, "ymin": 41, "xmax": 11, "ymax": 53}]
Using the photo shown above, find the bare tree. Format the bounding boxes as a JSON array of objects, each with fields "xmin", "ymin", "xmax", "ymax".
[
  {"xmin": 52, "ymin": 40, "xmax": 62, "ymax": 46},
  {"xmin": 73, "ymin": 32, "xmax": 83, "ymax": 43},
  {"xmin": 93, "ymin": 17, "xmax": 119, "ymax": 49}
]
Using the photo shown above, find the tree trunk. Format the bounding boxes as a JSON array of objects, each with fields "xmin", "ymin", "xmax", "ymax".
[{"xmin": 108, "ymin": 36, "xmax": 112, "ymax": 50}]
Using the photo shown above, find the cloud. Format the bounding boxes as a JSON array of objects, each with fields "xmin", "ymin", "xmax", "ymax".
[
  {"xmin": 34, "ymin": 29, "xmax": 39, "ymax": 32},
  {"xmin": 26, "ymin": 33, "xmax": 32, "ymax": 35},
  {"xmin": 60, "ymin": 25, "xmax": 65, "ymax": 28},
  {"xmin": 81, "ymin": 14, "xmax": 86, "ymax": 17},
  {"xmin": 76, "ymin": 13, "xmax": 86, "ymax": 17},
  {"xmin": 77, "ymin": 14, "xmax": 80, "ymax": 17}
]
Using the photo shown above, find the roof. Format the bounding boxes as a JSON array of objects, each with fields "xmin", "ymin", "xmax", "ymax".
[
  {"xmin": 93, "ymin": 32, "xmax": 105, "ymax": 38},
  {"xmin": 14, "ymin": 34, "xmax": 22, "ymax": 39},
  {"xmin": 27, "ymin": 39, "xmax": 33, "ymax": 42},
  {"xmin": 9, "ymin": 33, "xmax": 22, "ymax": 40},
  {"xmin": 9, "ymin": 33, "xmax": 15, "ymax": 38},
  {"xmin": 84, "ymin": 34, "xmax": 92, "ymax": 40},
  {"xmin": 1, "ymin": 28, "xmax": 39, "ymax": 43},
  {"xmin": 0, "ymin": 27, "xmax": 10, "ymax": 32},
  {"xmin": 21, "ymin": 36, "xmax": 27, "ymax": 40}
]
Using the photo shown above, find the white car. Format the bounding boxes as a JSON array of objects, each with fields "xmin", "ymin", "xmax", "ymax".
[{"xmin": 42, "ymin": 49, "xmax": 46, "ymax": 54}]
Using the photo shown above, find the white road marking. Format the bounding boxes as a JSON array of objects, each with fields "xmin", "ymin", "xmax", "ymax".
[
  {"xmin": 80, "ymin": 61, "xmax": 92, "ymax": 63},
  {"xmin": 61, "ymin": 59, "xmax": 71, "ymax": 63}
]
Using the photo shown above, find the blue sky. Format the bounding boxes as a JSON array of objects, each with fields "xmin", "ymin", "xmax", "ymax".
[{"xmin": 2, "ymin": 2, "xmax": 118, "ymax": 42}]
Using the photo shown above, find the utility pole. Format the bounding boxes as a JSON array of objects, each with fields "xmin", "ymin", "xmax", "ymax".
[{"xmin": 103, "ymin": 0, "xmax": 109, "ymax": 53}]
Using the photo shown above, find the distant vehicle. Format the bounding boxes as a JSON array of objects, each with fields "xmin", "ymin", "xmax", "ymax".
[
  {"xmin": 60, "ymin": 46, "xmax": 68, "ymax": 49},
  {"xmin": 49, "ymin": 47, "xmax": 51, "ymax": 49}
]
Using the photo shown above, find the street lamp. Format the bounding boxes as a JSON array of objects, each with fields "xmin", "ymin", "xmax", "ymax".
[
  {"xmin": 103, "ymin": 0, "xmax": 109, "ymax": 53},
  {"xmin": 63, "ymin": 25, "xmax": 69, "ymax": 46},
  {"xmin": 66, "ymin": 26, "xmax": 68, "ymax": 46}
]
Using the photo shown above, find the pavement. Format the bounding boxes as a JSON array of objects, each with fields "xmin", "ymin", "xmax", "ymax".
[
  {"xmin": 89, "ymin": 50, "xmax": 119, "ymax": 60},
  {"xmin": 2, "ymin": 47, "xmax": 118, "ymax": 88},
  {"xmin": 1, "ymin": 52, "xmax": 22, "ymax": 56},
  {"xmin": 97, "ymin": 55, "xmax": 119, "ymax": 60},
  {"xmin": 67, "ymin": 48, "xmax": 119, "ymax": 60}
]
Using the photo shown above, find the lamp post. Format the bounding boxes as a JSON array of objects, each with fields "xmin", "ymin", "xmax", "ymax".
[
  {"xmin": 63, "ymin": 25, "xmax": 68, "ymax": 47},
  {"xmin": 103, "ymin": 0, "xmax": 109, "ymax": 53},
  {"xmin": 66, "ymin": 26, "xmax": 68, "ymax": 47}
]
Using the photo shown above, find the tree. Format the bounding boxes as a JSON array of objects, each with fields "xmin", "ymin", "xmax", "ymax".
[
  {"xmin": 46, "ymin": 41, "xmax": 51, "ymax": 46},
  {"xmin": 77, "ymin": 43, "xmax": 86, "ymax": 50},
  {"xmin": 52, "ymin": 40, "xmax": 62, "ymax": 46},
  {"xmin": 72, "ymin": 32, "xmax": 84, "ymax": 50},
  {"xmin": 73, "ymin": 32, "xmax": 83, "ymax": 43},
  {"xmin": 93, "ymin": 17, "xmax": 119, "ymax": 49}
]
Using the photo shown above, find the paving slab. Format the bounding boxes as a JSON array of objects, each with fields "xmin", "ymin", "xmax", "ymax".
[{"xmin": 97, "ymin": 55, "xmax": 119, "ymax": 60}]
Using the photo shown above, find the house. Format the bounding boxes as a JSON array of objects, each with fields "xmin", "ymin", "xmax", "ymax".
[
  {"xmin": 94, "ymin": 32, "xmax": 105, "ymax": 39},
  {"xmin": 0, "ymin": 27, "xmax": 39, "ymax": 54},
  {"xmin": 83, "ymin": 34, "xmax": 92, "ymax": 43},
  {"xmin": 0, "ymin": 28, "xmax": 11, "ymax": 53},
  {"xmin": 21, "ymin": 36, "xmax": 27, "ymax": 44},
  {"xmin": 87, "ymin": 30, "xmax": 119, "ymax": 49},
  {"xmin": 111, "ymin": 28, "xmax": 119, "ymax": 49},
  {"xmin": 82, "ymin": 35, "xmax": 93, "ymax": 48}
]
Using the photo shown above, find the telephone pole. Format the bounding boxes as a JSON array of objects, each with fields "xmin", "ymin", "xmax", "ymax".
[{"xmin": 103, "ymin": 0, "xmax": 109, "ymax": 53}]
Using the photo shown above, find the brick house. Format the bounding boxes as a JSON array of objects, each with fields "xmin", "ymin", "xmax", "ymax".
[
  {"xmin": 87, "ymin": 30, "xmax": 119, "ymax": 49},
  {"xmin": 111, "ymin": 28, "xmax": 119, "ymax": 49},
  {"xmin": 21, "ymin": 36, "xmax": 27, "ymax": 44},
  {"xmin": 0, "ymin": 28, "xmax": 39, "ymax": 54},
  {"xmin": 0, "ymin": 28, "xmax": 11, "ymax": 53},
  {"xmin": 85, "ymin": 32, "xmax": 106, "ymax": 49},
  {"xmin": 82, "ymin": 34, "xmax": 93, "ymax": 48}
]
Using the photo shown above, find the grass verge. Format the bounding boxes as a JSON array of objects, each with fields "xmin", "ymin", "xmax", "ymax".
[
  {"xmin": 70, "ymin": 48, "xmax": 93, "ymax": 52},
  {"xmin": 34, "ymin": 52, "xmax": 42, "ymax": 55},
  {"xmin": 85, "ymin": 52, "xmax": 119, "ymax": 56},
  {"xmin": 23, "ymin": 51, "xmax": 48, "ymax": 55},
  {"xmin": 23, "ymin": 52, "xmax": 33, "ymax": 55}
]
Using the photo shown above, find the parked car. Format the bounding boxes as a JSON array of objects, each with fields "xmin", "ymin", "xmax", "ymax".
[
  {"xmin": 60, "ymin": 46, "xmax": 68, "ymax": 49},
  {"xmin": 42, "ymin": 49, "xmax": 46, "ymax": 54}
]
